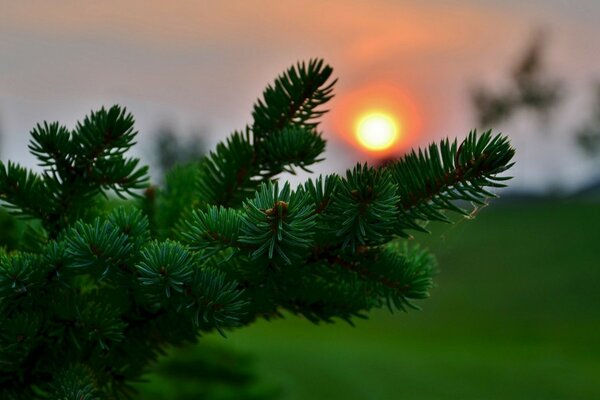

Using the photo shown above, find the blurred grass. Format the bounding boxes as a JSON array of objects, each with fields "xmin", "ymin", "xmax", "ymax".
[{"xmin": 139, "ymin": 200, "xmax": 600, "ymax": 400}]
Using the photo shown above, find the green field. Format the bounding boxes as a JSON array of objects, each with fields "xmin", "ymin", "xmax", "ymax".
[{"xmin": 139, "ymin": 200, "xmax": 600, "ymax": 400}]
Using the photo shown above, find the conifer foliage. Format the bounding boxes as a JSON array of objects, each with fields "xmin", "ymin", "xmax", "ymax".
[{"xmin": 0, "ymin": 59, "xmax": 514, "ymax": 398}]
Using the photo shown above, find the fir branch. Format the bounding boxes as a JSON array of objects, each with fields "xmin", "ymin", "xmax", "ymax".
[
  {"xmin": 325, "ymin": 164, "xmax": 399, "ymax": 251},
  {"xmin": 196, "ymin": 129, "xmax": 256, "ymax": 207},
  {"xmin": 28, "ymin": 121, "xmax": 73, "ymax": 173},
  {"xmin": 74, "ymin": 106, "xmax": 138, "ymax": 161},
  {"xmin": 77, "ymin": 302, "xmax": 126, "ymax": 350},
  {"xmin": 239, "ymin": 182, "xmax": 317, "ymax": 265},
  {"xmin": 335, "ymin": 244, "xmax": 436, "ymax": 312},
  {"xmin": 64, "ymin": 219, "xmax": 133, "ymax": 280},
  {"xmin": 303, "ymin": 174, "xmax": 339, "ymax": 215},
  {"xmin": 107, "ymin": 207, "xmax": 150, "ymax": 252},
  {"xmin": 280, "ymin": 262, "xmax": 371, "ymax": 323},
  {"xmin": 45, "ymin": 365, "xmax": 102, "ymax": 400},
  {"xmin": 194, "ymin": 60, "xmax": 335, "ymax": 211},
  {"xmin": 136, "ymin": 240, "xmax": 195, "ymax": 303},
  {"xmin": 186, "ymin": 267, "xmax": 247, "ymax": 335},
  {"xmin": 69, "ymin": 106, "xmax": 149, "ymax": 197},
  {"xmin": 180, "ymin": 206, "xmax": 243, "ymax": 258},
  {"xmin": 0, "ymin": 253, "xmax": 45, "ymax": 300},
  {"xmin": 0, "ymin": 312, "xmax": 43, "ymax": 377},
  {"xmin": 0, "ymin": 161, "xmax": 48, "ymax": 219},
  {"xmin": 252, "ymin": 58, "xmax": 336, "ymax": 136},
  {"xmin": 387, "ymin": 130, "xmax": 515, "ymax": 234},
  {"xmin": 28, "ymin": 105, "xmax": 148, "ymax": 237},
  {"xmin": 258, "ymin": 126, "xmax": 326, "ymax": 174}
]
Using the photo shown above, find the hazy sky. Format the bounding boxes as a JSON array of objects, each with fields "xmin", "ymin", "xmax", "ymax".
[{"xmin": 2, "ymin": 0, "xmax": 600, "ymax": 191}]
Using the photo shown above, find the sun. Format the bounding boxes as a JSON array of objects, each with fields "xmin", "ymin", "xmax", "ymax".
[{"xmin": 355, "ymin": 112, "xmax": 401, "ymax": 151}]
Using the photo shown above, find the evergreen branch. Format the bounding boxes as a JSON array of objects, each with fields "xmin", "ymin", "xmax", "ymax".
[
  {"xmin": 136, "ymin": 240, "xmax": 195, "ymax": 303},
  {"xmin": 186, "ymin": 267, "xmax": 247, "ymax": 335},
  {"xmin": 64, "ymin": 219, "xmax": 133, "ymax": 279},
  {"xmin": 337, "ymin": 244, "xmax": 436, "ymax": 312},
  {"xmin": 45, "ymin": 364, "xmax": 102, "ymax": 400},
  {"xmin": 180, "ymin": 206, "xmax": 242, "ymax": 258},
  {"xmin": 0, "ymin": 313, "xmax": 43, "ymax": 374},
  {"xmin": 28, "ymin": 121, "xmax": 73, "ymax": 172},
  {"xmin": 0, "ymin": 161, "xmax": 47, "ymax": 219},
  {"xmin": 194, "ymin": 59, "xmax": 335, "ymax": 211},
  {"xmin": 259, "ymin": 126, "xmax": 326, "ymax": 174},
  {"xmin": 0, "ymin": 253, "xmax": 45, "ymax": 300},
  {"xmin": 325, "ymin": 164, "xmax": 399, "ymax": 251},
  {"xmin": 303, "ymin": 174, "xmax": 339, "ymax": 215},
  {"xmin": 107, "ymin": 207, "xmax": 150, "ymax": 252},
  {"xmin": 77, "ymin": 302, "xmax": 126, "ymax": 350},
  {"xmin": 387, "ymin": 130, "xmax": 515, "ymax": 234},
  {"xmin": 91, "ymin": 157, "xmax": 149, "ymax": 198},
  {"xmin": 239, "ymin": 182, "xmax": 317, "ymax": 265},
  {"xmin": 286, "ymin": 243, "xmax": 435, "ymax": 321},
  {"xmin": 281, "ymin": 263, "xmax": 371, "ymax": 323},
  {"xmin": 30, "ymin": 106, "xmax": 149, "ymax": 237},
  {"xmin": 74, "ymin": 106, "xmax": 137, "ymax": 161},
  {"xmin": 196, "ymin": 129, "xmax": 256, "ymax": 207},
  {"xmin": 41, "ymin": 241, "xmax": 69, "ymax": 283},
  {"xmin": 252, "ymin": 59, "xmax": 336, "ymax": 136}
]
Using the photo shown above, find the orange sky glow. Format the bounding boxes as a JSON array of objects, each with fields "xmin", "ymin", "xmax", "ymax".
[{"xmin": 331, "ymin": 83, "xmax": 423, "ymax": 157}]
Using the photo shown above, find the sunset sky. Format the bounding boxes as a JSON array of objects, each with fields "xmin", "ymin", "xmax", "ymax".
[{"xmin": 2, "ymin": 0, "xmax": 599, "ymax": 191}]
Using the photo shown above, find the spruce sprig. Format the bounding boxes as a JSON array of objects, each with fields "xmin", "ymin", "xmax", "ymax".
[
  {"xmin": 239, "ymin": 182, "xmax": 317, "ymax": 265},
  {"xmin": 1, "ymin": 106, "xmax": 148, "ymax": 238},
  {"xmin": 180, "ymin": 206, "xmax": 242, "ymax": 258},
  {"xmin": 326, "ymin": 163, "xmax": 399, "ymax": 251},
  {"xmin": 252, "ymin": 58, "xmax": 336, "ymax": 136},
  {"xmin": 192, "ymin": 59, "xmax": 336, "ymax": 214},
  {"xmin": 387, "ymin": 130, "xmax": 514, "ymax": 234}
]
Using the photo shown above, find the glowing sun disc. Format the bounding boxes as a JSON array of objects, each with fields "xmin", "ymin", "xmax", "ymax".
[{"xmin": 355, "ymin": 112, "xmax": 400, "ymax": 151}]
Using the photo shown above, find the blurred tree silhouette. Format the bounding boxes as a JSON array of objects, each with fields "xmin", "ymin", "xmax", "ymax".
[
  {"xmin": 138, "ymin": 342, "xmax": 280, "ymax": 400},
  {"xmin": 472, "ymin": 32, "xmax": 563, "ymax": 128},
  {"xmin": 576, "ymin": 83, "xmax": 600, "ymax": 158},
  {"xmin": 153, "ymin": 123, "xmax": 207, "ymax": 181}
]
